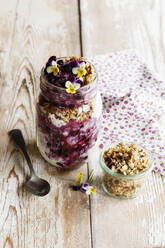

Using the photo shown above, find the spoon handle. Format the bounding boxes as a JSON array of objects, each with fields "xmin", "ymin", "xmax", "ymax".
[{"xmin": 8, "ymin": 129, "xmax": 35, "ymax": 177}]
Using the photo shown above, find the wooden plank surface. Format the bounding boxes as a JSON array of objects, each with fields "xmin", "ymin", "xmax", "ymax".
[
  {"xmin": 1, "ymin": 0, "xmax": 165, "ymax": 247},
  {"xmin": 81, "ymin": 0, "xmax": 165, "ymax": 79},
  {"xmin": 0, "ymin": 1, "xmax": 91, "ymax": 247},
  {"xmin": 80, "ymin": 0, "xmax": 165, "ymax": 247}
]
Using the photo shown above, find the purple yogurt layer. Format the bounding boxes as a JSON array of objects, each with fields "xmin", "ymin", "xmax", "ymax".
[{"xmin": 37, "ymin": 105, "xmax": 99, "ymax": 168}]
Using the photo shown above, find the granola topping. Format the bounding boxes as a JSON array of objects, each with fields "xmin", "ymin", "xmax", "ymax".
[
  {"xmin": 42, "ymin": 101, "xmax": 94, "ymax": 123},
  {"xmin": 102, "ymin": 143, "xmax": 151, "ymax": 198},
  {"xmin": 103, "ymin": 142, "xmax": 149, "ymax": 176}
]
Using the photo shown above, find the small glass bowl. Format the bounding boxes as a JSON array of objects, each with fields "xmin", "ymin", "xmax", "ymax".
[{"xmin": 99, "ymin": 145, "xmax": 154, "ymax": 199}]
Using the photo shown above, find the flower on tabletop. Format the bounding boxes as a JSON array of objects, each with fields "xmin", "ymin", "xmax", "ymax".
[
  {"xmin": 72, "ymin": 170, "xmax": 96, "ymax": 195},
  {"xmin": 90, "ymin": 187, "xmax": 96, "ymax": 194},
  {"xmin": 46, "ymin": 61, "xmax": 59, "ymax": 76},
  {"xmin": 72, "ymin": 62, "xmax": 87, "ymax": 79},
  {"xmin": 65, "ymin": 81, "xmax": 80, "ymax": 94},
  {"xmin": 72, "ymin": 185, "xmax": 82, "ymax": 191},
  {"xmin": 81, "ymin": 183, "xmax": 96, "ymax": 195},
  {"xmin": 81, "ymin": 183, "xmax": 89, "ymax": 192},
  {"xmin": 74, "ymin": 173, "xmax": 84, "ymax": 186}
]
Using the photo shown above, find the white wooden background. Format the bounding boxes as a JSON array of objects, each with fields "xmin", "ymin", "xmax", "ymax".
[{"xmin": 0, "ymin": 0, "xmax": 165, "ymax": 247}]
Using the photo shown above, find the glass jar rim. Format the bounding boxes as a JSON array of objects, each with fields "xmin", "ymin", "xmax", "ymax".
[
  {"xmin": 99, "ymin": 145, "xmax": 154, "ymax": 179},
  {"xmin": 41, "ymin": 56, "xmax": 98, "ymax": 92}
]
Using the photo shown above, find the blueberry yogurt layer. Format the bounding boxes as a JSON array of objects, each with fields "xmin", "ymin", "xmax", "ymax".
[{"xmin": 37, "ymin": 56, "xmax": 102, "ymax": 169}]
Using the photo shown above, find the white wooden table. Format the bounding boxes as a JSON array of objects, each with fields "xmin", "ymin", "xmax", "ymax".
[{"xmin": 0, "ymin": 1, "xmax": 165, "ymax": 247}]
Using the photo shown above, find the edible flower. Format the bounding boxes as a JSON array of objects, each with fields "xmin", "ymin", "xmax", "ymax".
[
  {"xmin": 90, "ymin": 187, "xmax": 96, "ymax": 194},
  {"xmin": 72, "ymin": 62, "xmax": 87, "ymax": 78},
  {"xmin": 75, "ymin": 173, "xmax": 83, "ymax": 185},
  {"xmin": 47, "ymin": 61, "xmax": 59, "ymax": 76},
  {"xmin": 81, "ymin": 183, "xmax": 96, "ymax": 195},
  {"xmin": 72, "ymin": 170, "xmax": 96, "ymax": 195},
  {"xmin": 65, "ymin": 81, "xmax": 80, "ymax": 94}
]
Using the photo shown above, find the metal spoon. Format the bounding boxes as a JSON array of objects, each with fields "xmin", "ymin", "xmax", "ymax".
[{"xmin": 8, "ymin": 129, "xmax": 50, "ymax": 196}]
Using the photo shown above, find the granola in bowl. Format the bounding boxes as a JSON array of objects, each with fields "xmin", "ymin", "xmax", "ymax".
[{"xmin": 100, "ymin": 142, "xmax": 153, "ymax": 199}]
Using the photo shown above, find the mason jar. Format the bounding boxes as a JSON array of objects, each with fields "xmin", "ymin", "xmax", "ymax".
[
  {"xmin": 100, "ymin": 147, "xmax": 153, "ymax": 199},
  {"xmin": 36, "ymin": 57, "xmax": 102, "ymax": 169}
]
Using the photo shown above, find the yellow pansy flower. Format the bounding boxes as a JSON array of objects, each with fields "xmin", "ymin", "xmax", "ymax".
[
  {"xmin": 74, "ymin": 173, "xmax": 83, "ymax": 185},
  {"xmin": 85, "ymin": 185, "xmax": 96, "ymax": 195},
  {"xmin": 72, "ymin": 62, "xmax": 87, "ymax": 78},
  {"xmin": 65, "ymin": 81, "xmax": 80, "ymax": 94},
  {"xmin": 47, "ymin": 61, "xmax": 59, "ymax": 76},
  {"xmin": 90, "ymin": 187, "xmax": 96, "ymax": 194}
]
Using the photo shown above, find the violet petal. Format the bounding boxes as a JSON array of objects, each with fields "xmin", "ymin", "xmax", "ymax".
[
  {"xmin": 76, "ymin": 79, "xmax": 84, "ymax": 87},
  {"xmin": 69, "ymin": 60, "xmax": 79, "ymax": 68},
  {"xmin": 57, "ymin": 59, "xmax": 64, "ymax": 66},
  {"xmin": 72, "ymin": 185, "xmax": 81, "ymax": 191},
  {"xmin": 68, "ymin": 75, "xmax": 76, "ymax": 82},
  {"xmin": 63, "ymin": 64, "xmax": 71, "ymax": 73},
  {"xmin": 47, "ymin": 56, "xmax": 56, "ymax": 65}
]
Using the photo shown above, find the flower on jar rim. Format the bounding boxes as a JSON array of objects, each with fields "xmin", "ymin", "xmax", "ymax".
[
  {"xmin": 72, "ymin": 62, "xmax": 87, "ymax": 79},
  {"xmin": 47, "ymin": 61, "xmax": 59, "ymax": 76},
  {"xmin": 65, "ymin": 80, "xmax": 80, "ymax": 94}
]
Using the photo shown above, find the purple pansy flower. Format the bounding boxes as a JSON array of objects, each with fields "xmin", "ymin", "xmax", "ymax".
[
  {"xmin": 81, "ymin": 183, "xmax": 89, "ymax": 192},
  {"xmin": 44, "ymin": 56, "xmax": 89, "ymax": 89},
  {"xmin": 72, "ymin": 185, "xmax": 82, "ymax": 191},
  {"xmin": 45, "ymin": 56, "xmax": 56, "ymax": 72},
  {"xmin": 57, "ymin": 59, "xmax": 64, "ymax": 66},
  {"xmin": 72, "ymin": 170, "xmax": 96, "ymax": 195}
]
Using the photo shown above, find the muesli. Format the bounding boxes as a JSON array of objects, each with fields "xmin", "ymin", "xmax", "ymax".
[{"xmin": 102, "ymin": 143, "xmax": 150, "ymax": 198}]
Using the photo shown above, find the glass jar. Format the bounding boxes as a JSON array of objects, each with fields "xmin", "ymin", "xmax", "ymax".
[
  {"xmin": 100, "ymin": 148, "xmax": 153, "ymax": 199},
  {"xmin": 36, "ymin": 57, "xmax": 102, "ymax": 169}
]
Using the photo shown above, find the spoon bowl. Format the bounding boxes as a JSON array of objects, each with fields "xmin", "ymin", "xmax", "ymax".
[
  {"xmin": 9, "ymin": 129, "xmax": 51, "ymax": 197},
  {"xmin": 25, "ymin": 175, "xmax": 50, "ymax": 196}
]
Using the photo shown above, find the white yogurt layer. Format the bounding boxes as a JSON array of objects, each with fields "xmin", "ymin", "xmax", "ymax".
[
  {"xmin": 48, "ymin": 113, "xmax": 66, "ymax": 127},
  {"xmin": 83, "ymin": 104, "xmax": 90, "ymax": 113}
]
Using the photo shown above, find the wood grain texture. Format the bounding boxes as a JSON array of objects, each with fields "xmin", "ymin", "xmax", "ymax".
[
  {"xmin": 1, "ymin": 0, "xmax": 165, "ymax": 247},
  {"xmin": 0, "ymin": 1, "xmax": 91, "ymax": 247},
  {"xmin": 81, "ymin": 0, "xmax": 165, "ymax": 247},
  {"xmin": 81, "ymin": 0, "xmax": 165, "ymax": 79}
]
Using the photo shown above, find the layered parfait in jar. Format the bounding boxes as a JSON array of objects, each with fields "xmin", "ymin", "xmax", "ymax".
[{"xmin": 37, "ymin": 56, "xmax": 102, "ymax": 169}]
